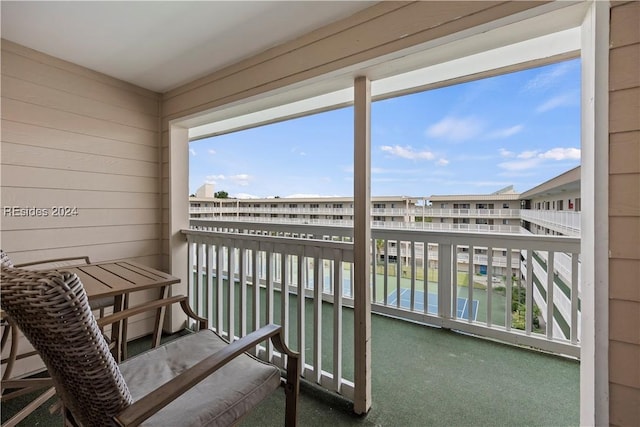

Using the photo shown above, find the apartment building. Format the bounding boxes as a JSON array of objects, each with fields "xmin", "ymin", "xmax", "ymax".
[
  {"xmin": 190, "ymin": 187, "xmax": 418, "ymax": 225},
  {"xmin": 428, "ymin": 185, "xmax": 522, "ymax": 232},
  {"xmin": 520, "ymin": 166, "xmax": 581, "ymax": 237}
]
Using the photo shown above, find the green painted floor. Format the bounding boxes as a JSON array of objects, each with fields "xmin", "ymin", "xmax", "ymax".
[{"xmin": 2, "ymin": 313, "xmax": 579, "ymax": 426}]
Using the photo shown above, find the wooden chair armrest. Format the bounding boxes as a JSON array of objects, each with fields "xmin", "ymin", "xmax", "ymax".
[
  {"xmin": 14, "ymin": 256, "xmax": 91, "ymax": 268},
  {"xmin": 114, "ymin": 324, "xmax": 297, "ymax": 427},
  {"xmin": 96, "ymin": 296, "xmax": 208, "ymax": 330}
]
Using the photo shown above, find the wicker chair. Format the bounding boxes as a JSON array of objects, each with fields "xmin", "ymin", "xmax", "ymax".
[{"xmin": 0, "ymin": 267, "xmax": 299, "ymax": 426}]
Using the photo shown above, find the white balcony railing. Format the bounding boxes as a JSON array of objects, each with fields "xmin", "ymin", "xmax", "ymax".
[
  {"xmin": 520, "ymin": 209, "xmax": 581, "ymax": 236},
  {"xmin": 183, "ymin": 219, "xmax": 581, "ymax": 403}
]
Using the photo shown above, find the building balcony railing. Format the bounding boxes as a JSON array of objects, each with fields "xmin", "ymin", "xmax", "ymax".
[
  {"xmin": 189, "ymin": 206, "xmax": 521, "ymax": 219},
  {"xmin": 520, "ymin": 209, "xmax": 581, "ymax": 236},
  {"xmin": 183, "ymin": 219, "xmax": 581, "ymax": 405}
]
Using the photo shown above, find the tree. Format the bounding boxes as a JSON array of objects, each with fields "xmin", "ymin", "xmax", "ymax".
[{"xmin": 214, "ymin": 190, "xmax": 229, "ymax": 199}]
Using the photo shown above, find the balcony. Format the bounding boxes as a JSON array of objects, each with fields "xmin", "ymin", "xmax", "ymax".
[
  {"xmin": 173, "ymin": 218, "xmax": 582, "ymax": 423},
  {"xmin": 520, "ymin": 210, "xmax": 581, "ymax": 236}
]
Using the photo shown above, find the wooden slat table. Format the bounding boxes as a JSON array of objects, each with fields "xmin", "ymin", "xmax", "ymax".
[{"xmin": 63, "ymin": 261, "xmax": 180, "ymax": 361}]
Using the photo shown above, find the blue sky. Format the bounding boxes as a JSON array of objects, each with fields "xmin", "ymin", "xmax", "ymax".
[{"xmin": 189, "ymin": 58, "xmax": 581, "ymax": 198}]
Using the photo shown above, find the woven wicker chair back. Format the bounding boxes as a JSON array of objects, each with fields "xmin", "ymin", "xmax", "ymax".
[
  {"xmin": 0, "ymin": 249, "xmax": 13, "ymax": 268},
  {"xmin": 0, "ymin": 267, "xmax": 133, "ymax": 426}
]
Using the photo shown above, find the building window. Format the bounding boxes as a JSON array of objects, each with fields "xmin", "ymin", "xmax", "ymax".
[
  {"xmin": 503, "ymin": 203, "xmax": 509, "ymax": 208},
  {"xmin": 333, "ymin": 203, "xmax": 343, "ymax": 208},
  {"xmin": 289, "ymin": 204, "xmax": 297, "ymax": 208},
  {"xmin": 310, "ymin": 204, "xmax": 319, "ymax": 208}
]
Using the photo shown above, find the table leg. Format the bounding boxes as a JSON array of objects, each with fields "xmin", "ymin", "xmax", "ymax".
[
  {"xmin": 120, "ymin": 293, "xmax": 130, "ymax": 361},
  {"xmin": 152, "ymin": 286, "xmax": 169, "ymax": 348},
  {"xmin": 110, "ymin": 295, "xmax": 124, "ymax": 362}
]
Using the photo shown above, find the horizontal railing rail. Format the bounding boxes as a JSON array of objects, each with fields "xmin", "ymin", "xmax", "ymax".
[{"xmin": 182, "ymin": 219, "xmax": 581, "ymax": 402}]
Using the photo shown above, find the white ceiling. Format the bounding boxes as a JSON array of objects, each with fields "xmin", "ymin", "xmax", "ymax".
[{"xmin": 1, "ymin": 1, "xmax": 376, "ymax": 93}]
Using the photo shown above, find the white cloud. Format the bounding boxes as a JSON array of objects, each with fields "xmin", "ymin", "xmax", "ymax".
[
  {"xmin": 524, "ymin": 62, "xmax": 573, "ymax": 92},
  {"xmin": 517, "ymin": 150, "xmax": 539, "ymax": 159},
  {"xmin": 499, "ymin": 148, "xmax": 515, "ymax": 158},
  {"xmin": 426, "ymin": 116, "xmax": 484, "ymax": 142},
  {"xmin": 189, "ymin": 148, "xmax": 196, "ymax": 156},
  {"xmin": 234, "ymin": 193, "xmax": 260, "ymax": 199},
  {"xmin": 208, "ymin": 149, "xmax": 217, "ymax": 155},
  {"xmin": 536, "ymin": 93, "xmax": 577, "ymax": 113},
  {"xmin": 487, "ymin": 124, "xmax": 524, "ymax": 139},
  {"xmin": 205, "ymin": 174, "xmax": 225, "ymax": 182},
  {"xmin": 498, "ymin": 147, "xmax": 580, "ymax": 171},
  {"xmin": 498, "ymin": 158, "xmax": 542, "ymax": 172},
  {"xmin": 437, "ymin": 158, "xmax": 449, "ymax": 166},
  {"xmin": 205, "ymin": 173, "xmax": 252, "ymax": 186},
  {"xmin": 381, "ymin": 145, "xmax": 435, "ymax": 160},
  {"xmin": 539, "ymin": 147, "xmax": 580, "ymax": 160}
]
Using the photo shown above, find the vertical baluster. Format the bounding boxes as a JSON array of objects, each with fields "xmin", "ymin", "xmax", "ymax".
[
  {"xmin": 486, "ymin": 247, "xmax": 493, "ymax": 326},
  {"xmin": 239, "ymin": 248, "xmax": 247, "ymax": 338},
  {"xmin": 333, "ymin": 250, "xmax": 343, "ymax": 393},
  {"xmin": 313, "ymin": 251, "xmax": 322, "ymax": 384},
  {"xmin": 546, "ymin": 251, "xmax": 555, "ymax": 340},
  {"xmin": 252, "ymin": 247, "xmax": 260, "ymax": 337},
  {"xmin": 207, "ymin": 243, "xmax": 215, "ymax": 325},
  {"xmin": 438, "ymin": 243, "xmax": 452, "ymax": 320},
  {"xmin": 228, "ymin": 246, "xmax": 236, "ymax": 342},
  {"xmin": 216, "ymin": 245, "xmax": 224, "ymax": 336},
  {"xmin": 505, "ymin": 246, "xmax": 513, "ymax": 331},
  {"xmin": 297, "ymin": 253, "xmax": 306, "ymax": 373},
  {"xmin": 196, "ymin": 241, "xmax": 204, "ymax": 317},
  {"xmin": 372, "ymin": 239, "xmax": 378, "ymax": 303},
  {"xmin": 350, "ymin": 261, "xmax": 354, "ymax": 299},
  {"xmin": 383, "ymin": 239, "xmax": 389, "ymax": 305},
  {"xmin": 396, "ymin": 240, "xmax": 401, "ymax": 309},
  {"xmin": 187, "ymin": 236, "xmax": 195, "ymax": 314},
  {"xmin": 525, "ymin": 251, "xmax": 533, "ymax": 335},
  {"xmin": 281, "ymin": 252, "xmax": 290, "ymax": 348},
  {"xmin": 423, "ymin": 242, "xmax": 429, "ymax": 314},
  {"xmin": 570, "ymin": 253, "xmax": 579, "ymax": 344},
  {"xmin": 266, "ymin": 249, "xmax": 274, "ymax": 360},
  {"xmin": 467, "ymin": 245, "xmax": 474, "ymax": 323},
  {"xmin": 410, "ymin": 241, "xmax": 416, "ymax": 311}
]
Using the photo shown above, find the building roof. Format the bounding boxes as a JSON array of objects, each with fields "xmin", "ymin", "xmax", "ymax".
[{"xmin": 520, "ymin": 166, "xmax": 581, "ymax": 199}]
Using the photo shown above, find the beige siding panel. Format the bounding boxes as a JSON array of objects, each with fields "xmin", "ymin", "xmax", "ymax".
[
  {"xmin": 609, "ymin": 44, "xmax": 640, "ymax": 92},
  {"xmin": 609, "ymin": 217, "xmax": 640, "ymax": 260},
  {"xmin": 4, "ymin": 224, "xmax": 158, "ymax": 252},
  {"xmin": 609, "ymin": 174, "xmax": 640, "ymax": 216},
  {"xmin": 1, "ymin": 42, "xmax": 160, "ymax": 111},
  {"xmin": 163, "ymin": 1, "xmax": 541, "ymax": 119},
  {"xmin": 610, "ymin": 1, "xmax": 640, "ymax": 49},
  {"xmin": 1, "ymin": 165, "xmax": 158, "ymax": 193},
  {"xmin": 610, "ymin": 340, "xmax": 640, "ymax": 389},
  {"xmin": 610, "ymin": 88, "xmax": 640, "ymax": 134},
  {"xmin": 4, "ymin": 240, "xmax": 161, "ymax": 269},
  {"xmin": 2, "ymin": 120, "xmax": 157, "ymax": 162},
  {"xmin": 609, "ymin": 299, "xmax": 640, "ymax": 344},
  {"xmin": 1, "ymin": 208, "xmax": 159, "ymax": 231},
  {"xmin": 2, "ymin": 142, "xmax": 157, "ymax": 178},
  {"xmin": 1, "ymin": 187, "xmax": 158, "ymax": 210},
  {"xmin": 1, "ymin": 98, "xmax": 157, "ymax": 147},
  {"xmin": 610, "ymin": 383, "xmax": 640, "ymax": 427},
  {"xmin": 610, "ymin": 259, "xmax": 640, "ymax": 302},
  {"xmin": 2, "ymin": 75, "xmax": 158, "ymax": 131},
  {"xmin": 610, "ymin": 131, "xmax": 640, "ymax": 174}
]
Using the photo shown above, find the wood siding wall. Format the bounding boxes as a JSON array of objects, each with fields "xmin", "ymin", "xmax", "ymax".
[
  {"xmin": 608, "ymin": 2, "xmax": 640, "ymax": 425},
  {"xmin": 159, "ymin": 0, "xmax": 544, "ymax": 270},
  {"xmin": 1, "ymin": 40, "xmax": 162, "ymax": 267}
]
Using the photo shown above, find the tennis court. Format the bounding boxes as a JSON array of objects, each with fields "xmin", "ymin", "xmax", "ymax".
[{"xmin": 387, "ymin": 288, "xmax": 479, "ymax": 321}]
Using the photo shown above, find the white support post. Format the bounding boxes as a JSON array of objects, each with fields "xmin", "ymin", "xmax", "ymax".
[
  {"xmin": 580, "ymin": 2, "xmax": 609, "ymax": 425},
  {"xmin": 353, "ymin": 76, "xmax": 371, "ymax": 415}
]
